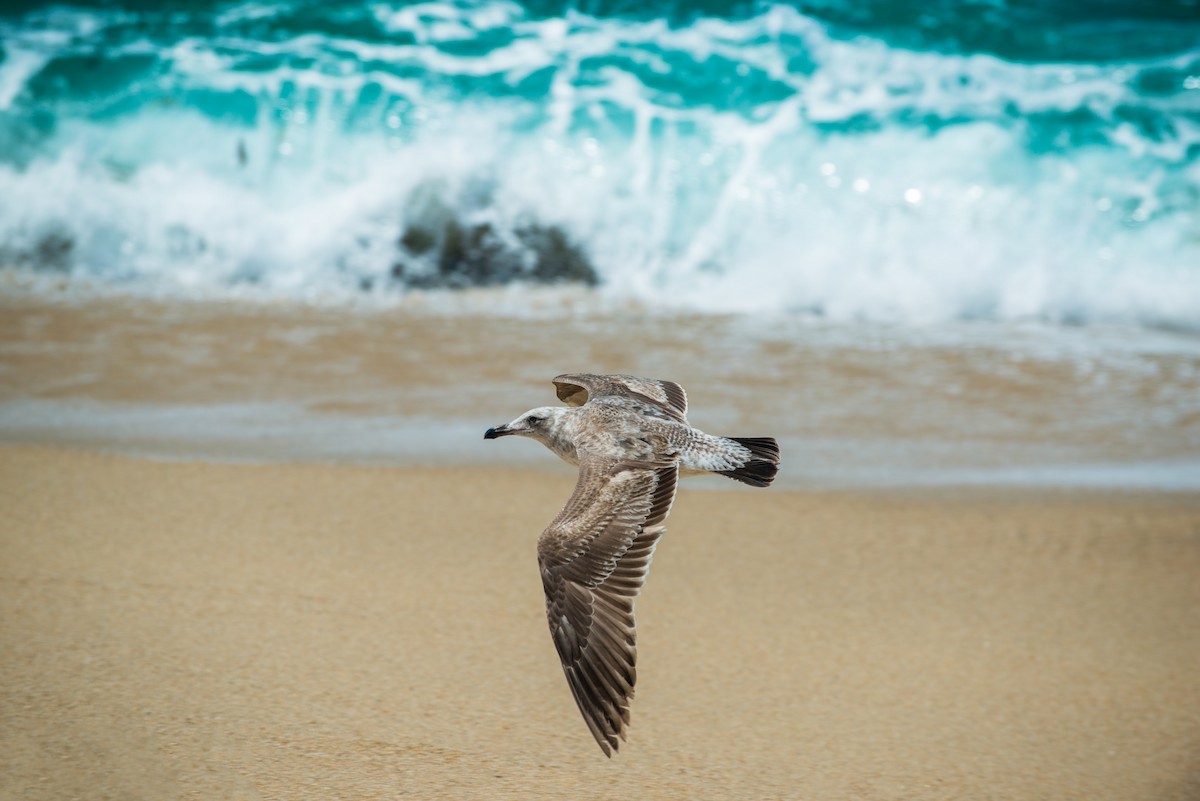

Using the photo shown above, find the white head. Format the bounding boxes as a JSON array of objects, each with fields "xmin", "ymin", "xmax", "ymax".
[{"xmin": 483, "ymin": 406, "xmax": 577, "ymax": 462}]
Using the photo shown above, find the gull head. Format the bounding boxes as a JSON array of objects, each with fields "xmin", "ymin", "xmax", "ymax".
[{"xmin": 484, "ymin": 406, "xmax": 571, "ymax": 447}]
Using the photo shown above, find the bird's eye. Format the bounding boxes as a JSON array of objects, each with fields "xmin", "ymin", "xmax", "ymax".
[{"xmin": 526, "ymin": 415, "xmax": 543, "ymax": 425}]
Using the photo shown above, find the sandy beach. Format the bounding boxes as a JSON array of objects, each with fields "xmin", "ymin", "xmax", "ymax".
[
  {"xmin": 4, "ymin": 0, "xmax": 1200, "ymax": 795},
  {"xmin": 3, "ymin": 444, "xmax": 1198, "ymax": 800}
]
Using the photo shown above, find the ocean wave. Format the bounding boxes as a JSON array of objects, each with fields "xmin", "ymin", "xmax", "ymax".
[{"xmin": 1, "ymin": 1, "xmax": 1199, "ymax": 326}]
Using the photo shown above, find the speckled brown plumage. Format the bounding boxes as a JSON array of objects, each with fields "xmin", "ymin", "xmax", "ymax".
[{"xmin": 484, "ymin": 374, "xmax": 780, "ymax": 755}]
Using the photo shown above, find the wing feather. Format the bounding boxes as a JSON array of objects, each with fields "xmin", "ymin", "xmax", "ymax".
[
  {"xmin": 537, "ymin": 457, "xmax": 678, "ymax": 756},
  {"xmin": 553, "ymin": 373, "xmax": 689, "ymax": 422}
]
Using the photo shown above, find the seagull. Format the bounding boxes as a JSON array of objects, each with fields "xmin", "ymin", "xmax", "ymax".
[{"xmin": 484, "ymin": 373, "xmax": 780, "ymax": 756}]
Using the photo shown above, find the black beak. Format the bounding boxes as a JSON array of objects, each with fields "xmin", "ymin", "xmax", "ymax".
[{"xmin": 484, "ymin": 425, "xmax": 510, "ymax": 440}]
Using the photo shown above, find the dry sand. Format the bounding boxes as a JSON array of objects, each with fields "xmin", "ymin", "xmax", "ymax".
[{"xmin": 2, "ymin": 444, "xmax": 1199, "ymax": 800}]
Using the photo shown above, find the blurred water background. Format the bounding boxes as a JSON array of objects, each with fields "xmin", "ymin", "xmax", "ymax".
[{"xmin": 1, "ymin": 0, "xmax": 1199, "ymax": 326}]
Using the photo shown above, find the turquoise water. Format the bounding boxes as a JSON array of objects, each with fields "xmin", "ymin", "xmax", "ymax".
[{"xmin": 2, "ymin": 1, "xmax": 1199, "ymax": 326}]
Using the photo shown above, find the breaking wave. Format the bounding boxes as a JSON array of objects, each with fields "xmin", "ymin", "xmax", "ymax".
[{"xmin": 1, "ymin": 0, "xmax": 1199, "ymax": 326}]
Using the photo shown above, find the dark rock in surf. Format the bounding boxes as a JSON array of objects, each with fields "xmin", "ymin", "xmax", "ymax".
[{"xmin": 390, "ymin": 181, "xmax": 598, "ymax": 289}]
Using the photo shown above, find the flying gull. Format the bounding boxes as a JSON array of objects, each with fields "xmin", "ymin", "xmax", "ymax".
[{"xmin": 484, "ymin": 373, "xmax": 780, "ymax": 755}]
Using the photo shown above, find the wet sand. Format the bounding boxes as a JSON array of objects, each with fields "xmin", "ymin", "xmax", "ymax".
[
  {"xmin": 2, "ymin": 444, "xmax": 1199, "ymax": 800},
  {"xmin": 2, "ymin": 292, "xmax": 1199, "ymax": 485}
]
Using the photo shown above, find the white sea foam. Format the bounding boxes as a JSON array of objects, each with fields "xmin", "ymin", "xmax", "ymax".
[{"xmin": 0, "ymin": 2, "xmax": 1198, "ymax": 327}]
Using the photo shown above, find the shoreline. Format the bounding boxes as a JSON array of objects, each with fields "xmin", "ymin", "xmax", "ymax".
[
  {"xmin": 2, "ymin": 444, "xmax": 1199, "ymax": 800},
  {"xmin": 6, "ymin": 430, "xmax": 1200, "ymax": 495},
  {"xmin": 3, "ymin": 293, "xmax": 1199, "ymax": 491}
]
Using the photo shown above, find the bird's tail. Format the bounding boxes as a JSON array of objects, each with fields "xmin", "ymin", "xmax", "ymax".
[{"xmin": 717, "ymin": 437, "xmax": 780, "ymax": 487}]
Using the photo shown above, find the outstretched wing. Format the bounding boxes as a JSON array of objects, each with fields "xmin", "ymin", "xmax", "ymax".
[
  {"xmin": 553, "ymin": 373, "xmax": 689, "ymax": 423},
  {"xmin": 537, "ymin": 455, "xmax": 679, "ymax": 756}
]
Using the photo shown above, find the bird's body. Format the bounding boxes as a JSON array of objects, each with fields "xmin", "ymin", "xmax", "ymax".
[
  {"xmin": 492, "ymin": 373, "xmax": 780, "ymax": 487},
  {"xmin": 484, "ymin": 373, "xmax": 780, "ymax": 756}
]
